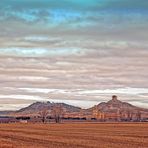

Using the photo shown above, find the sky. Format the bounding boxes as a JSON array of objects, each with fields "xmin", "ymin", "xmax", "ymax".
[{"xmin": 0, "ymin": 0, "xmax": 148, "ymax": 110}]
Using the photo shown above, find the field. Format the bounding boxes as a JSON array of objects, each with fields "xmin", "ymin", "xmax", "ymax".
[{"xmin": 0, "ymin": 123, "xmax": 148, "ymax": 148}]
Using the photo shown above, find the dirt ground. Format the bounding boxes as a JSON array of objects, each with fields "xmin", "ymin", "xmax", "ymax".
[{"xmin": 0, "ymin": 123, "xmax": 148, "ymax": 148}]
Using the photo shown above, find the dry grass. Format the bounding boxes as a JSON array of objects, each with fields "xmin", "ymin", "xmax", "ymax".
[{"xmin": 0, "ymin": 123, "xmax": 148, "ymax": 148}]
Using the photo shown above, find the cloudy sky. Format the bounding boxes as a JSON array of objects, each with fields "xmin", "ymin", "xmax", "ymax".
[{"xmin": 0, "ymin": 0, "xmax": 148, "ymax": 110}]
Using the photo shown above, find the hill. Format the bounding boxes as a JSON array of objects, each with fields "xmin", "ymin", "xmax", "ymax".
[
  {"xmin": 1, "ymin": 96, "xmax": 148, "ymax": 121},
  {"xmin": 89, "ymin": 95, "xmax": 148, "ymax": 113},
  {"xmin": 14, "ymin": 102, "xmax": 81, "ymax": 116}
]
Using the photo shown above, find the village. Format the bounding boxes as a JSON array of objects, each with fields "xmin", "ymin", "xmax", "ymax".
[{"xmin": 0, "ymin": 96, "xmax": 148, "ymax": 124}]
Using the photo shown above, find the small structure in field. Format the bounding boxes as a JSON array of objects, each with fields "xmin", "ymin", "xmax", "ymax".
[{"xmin": 19, "ymin": 120, "xmax": 28, "ymax": 123}]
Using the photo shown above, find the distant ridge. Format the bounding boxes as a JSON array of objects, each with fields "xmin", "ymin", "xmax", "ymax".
[
  {"xmin": 1, "ymin": 96, "xmax": 148, "ymax": 121},
  {"xmin": 15, "ymin": 101, "xmax": 81, "ymax": 115},
  {"xmin": 89, "ymin": 95, "xmax": 148, "ymax": 113}
]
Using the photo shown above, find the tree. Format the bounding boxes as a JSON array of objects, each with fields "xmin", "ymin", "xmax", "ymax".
[
  {"xmin": 51, "ymin": 105, "xmax": 64, "ymax": 123},
  {"xmin": 136, "ymin": 111, "xmax": 141, "ymax": 121},
  {"xmin": 39, "ymin": 108, "xmax": 49, "ymax": 123},
  {"xmin": 127, "ymin": 110, "xmax": 133, "ymax": 121}
]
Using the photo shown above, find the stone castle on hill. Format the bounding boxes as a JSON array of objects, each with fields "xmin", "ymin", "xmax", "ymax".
[
  {"xmin": 0, "ymin": 95, "xmax": 148, "ymax": 123},
  {"xmin": 63, "ymin": 95, "xmax": 148, "ymax": 122}
]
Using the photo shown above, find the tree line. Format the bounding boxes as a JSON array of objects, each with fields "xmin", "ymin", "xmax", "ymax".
[{"xmin": 39, "ymin": 105, "xmax": 64, "ymax": 123}]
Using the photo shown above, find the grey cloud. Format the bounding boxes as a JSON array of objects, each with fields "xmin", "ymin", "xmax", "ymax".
[{"xmin": 0, "ymin": 0, "xmax": 148, "ymax": 110}]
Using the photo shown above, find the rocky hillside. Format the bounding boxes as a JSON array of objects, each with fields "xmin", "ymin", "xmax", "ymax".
[
  {"xmin": 89, "ymin": 95, "xmax": 148, "ymax": 114},
  {"xmin": 15, "ymin": 102, "xmax": 81, "ymax": 116},
  {"xmin": 1, "ymin": 96, "xmax": 148, "ymax": 119}
]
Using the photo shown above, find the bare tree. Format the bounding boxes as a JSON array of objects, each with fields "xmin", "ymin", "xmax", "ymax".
[
  {"xmin": 136, "ymin": 111, "xmax": 141, "ymax": 121},
  {"xmin": 39, "ymin": 108, "xmax": 49, "ymax": 123},
  {"xmin": 51, "ymin": 105, "xmax": 64, "ymax": 123},
  {"xmin": 127, "ymin": 110, "xmax": 133, "ymax": 121}
]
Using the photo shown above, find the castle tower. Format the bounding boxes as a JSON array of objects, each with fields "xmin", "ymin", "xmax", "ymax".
[{"xmin": 112, "ymin": 95, "xmax": 118, "ymax": 101}]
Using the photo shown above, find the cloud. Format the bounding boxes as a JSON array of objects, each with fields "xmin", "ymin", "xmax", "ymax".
[
  {"xmin": 0, "ymin": 47, "xmax": 86, "ymax": 57},
  {"xmin": 1, "ymin": 0, "xmax": 148, "ymax": 30},
  {"xmin": 0, "ymin": 0, "xmax": 148, "ymax": 110},
  {"xmin": 0, "ymin": 94, "xmax": 43, "ymax": 101},
  {"xmin": 24, "ymin": 36, "xmax": 58, "ymax": 42}
]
